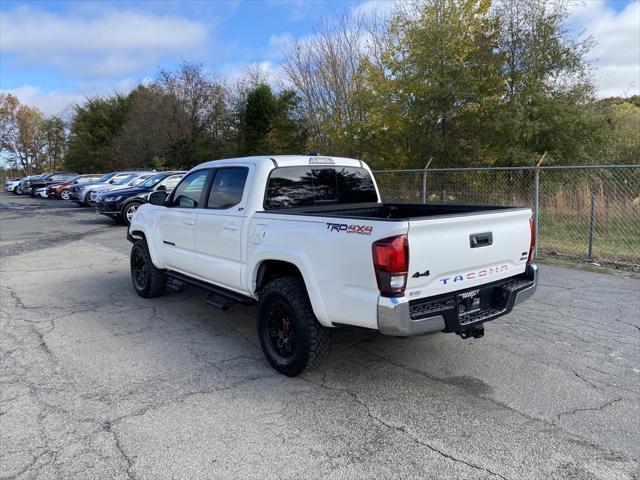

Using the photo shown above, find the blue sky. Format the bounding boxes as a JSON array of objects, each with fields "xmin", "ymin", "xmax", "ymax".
[{"xmin": 1, "ymin": 0, "xmax": 638, "ymax": 116}]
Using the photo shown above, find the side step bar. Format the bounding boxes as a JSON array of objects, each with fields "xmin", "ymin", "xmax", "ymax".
[{"xmin": 165, "ymin": 271, "xmax": 256, "ymax": 310}]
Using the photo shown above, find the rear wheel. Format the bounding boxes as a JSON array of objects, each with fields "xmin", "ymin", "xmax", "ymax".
[
  {"xmin": 257, "ymin": 277, "xmax": 331, "ymax": 376},
  {"xmin": 130, "ymin": 240, "xmax": 166, "ymax": 298},
  {"xmin": 60, "ymin": 189, "xmax": 70, "ymax": 200},
  {"xmin": 122, "ymin": 201, "xmax": 142, "ymax": 225}
]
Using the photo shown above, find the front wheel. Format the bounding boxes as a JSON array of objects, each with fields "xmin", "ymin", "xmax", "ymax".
[
  {"xmin": 14, "ymin": 186, "xmax": 22, "ymax": 195},
  {"xmin": 121, "ymin": 201, "xmax": 142, "ymax": 225},
  {"xmin": 257, "ymin": 277, "xmax": 332, "ymax": 376},
  {"xmin": 60, "ymin": 189, "xmax": 70, "ymax": 200},
  {"xmin": 130, "ymin": 240, "xmax": 167, "ymax": 298}
]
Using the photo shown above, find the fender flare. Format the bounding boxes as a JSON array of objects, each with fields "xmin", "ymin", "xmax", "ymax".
[{"xmin": 249, "ymin": 251, "xmax": 331, "ymax": 326}]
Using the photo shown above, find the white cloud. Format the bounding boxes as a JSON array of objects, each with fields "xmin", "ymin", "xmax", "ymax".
[
  {"xmin": 2, "ymin": 78, "xmax": 141, "ymax": 117},
  {"xmin": 0, "ymin": 5, "xmax": 209, "ymax": 79},
  {"xmin": 353, "ymin": 0, "xmax": 396, "ymax": 19},
  {"xmin": 220, "ymin": 61, "xmax": 289, "ymax": 89},
  {"xmin": 570, "ymin": 0, "xmax": 640, "ymax": 97},
  {"xmin": 2, "ymin": 85, "xmax": 86, "ymax": 117},
  {"xmin": 268, "ymin": 33, "xmax": 295, "ymax": 59}
]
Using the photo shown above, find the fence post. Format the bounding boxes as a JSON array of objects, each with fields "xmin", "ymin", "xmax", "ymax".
[
  {"xmin": 533, "ymin": 169, "xmax": 539, "ymax": 256},
  {"xmin": 588, "ymin": 191, "xmax": 596, "ymax": 261},
  {"xmin": 422, "ymin": 158, "xmax": 432, "ymax": 204},
  {"xmin": 532, "ymin": 152, "xmax": 546, "ymax": 257}
]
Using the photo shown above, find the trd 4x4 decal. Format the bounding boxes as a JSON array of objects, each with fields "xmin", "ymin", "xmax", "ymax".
[{"xmin": 325, "ymin": 223, "xmax": 373, "ymax": 236}]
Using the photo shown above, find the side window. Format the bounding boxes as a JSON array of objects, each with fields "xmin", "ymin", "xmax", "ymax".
[
  {"xmin": 157, "ymin": 175, "xmax": 183, "ymax": 191},
  {"xmin": 166, "ymin": 170, "xmax": 209, "ymax": 209},
  {"xmin": 207, "ymin": 167, "xmax": 248, "ymax": 209}
]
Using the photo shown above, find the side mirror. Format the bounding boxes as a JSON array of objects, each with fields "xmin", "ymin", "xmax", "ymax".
[
  {"xmin": 149, "ymin": 191, "xmax": 168, "ymax": 206},
  {"xmin": 156, "ymin": 184, "xmax": 166, "ymax": 191}
]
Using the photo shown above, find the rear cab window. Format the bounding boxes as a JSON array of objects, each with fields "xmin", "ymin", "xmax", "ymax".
[{"xmin": 264, "ymin": 166, "xmax": 377, "ymax": 210}]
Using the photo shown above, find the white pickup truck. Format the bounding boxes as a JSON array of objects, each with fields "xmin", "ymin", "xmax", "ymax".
[{"xmin": 128, "ymin": 155, "xmax": 537, "ymax": 376}]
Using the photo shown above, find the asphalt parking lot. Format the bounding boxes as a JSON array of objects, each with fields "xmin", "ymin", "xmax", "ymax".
[{"xmin": 1, "ymin": 193, "xmax": 639, "ymax": 480}]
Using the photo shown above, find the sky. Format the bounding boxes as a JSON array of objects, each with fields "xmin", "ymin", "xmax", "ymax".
[{"xmin": 0, "ymin": 0, "xmax": 638, "ymax": 116}]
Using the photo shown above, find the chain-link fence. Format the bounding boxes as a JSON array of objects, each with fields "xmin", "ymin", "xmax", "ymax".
[{"xmin": 373, "ymin": 165, "xmax": 640, "ymax": 270}]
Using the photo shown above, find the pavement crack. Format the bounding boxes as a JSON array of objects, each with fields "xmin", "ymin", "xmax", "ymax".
[
  {"xmin": 103, "ymin": 421, "xmax": 135, "ymax": 480},
  {"xmin": 553, "ymin": 397, "xmax": 624, "ymax": 424},
  {"xmin": 301, "ymin": 376, "xmax": 509, "ymax": 480}
]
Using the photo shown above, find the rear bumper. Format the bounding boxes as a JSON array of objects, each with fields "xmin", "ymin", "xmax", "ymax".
[{"xmin": 378, "ymin": 264, "xmax": 538, "ymax": 336}]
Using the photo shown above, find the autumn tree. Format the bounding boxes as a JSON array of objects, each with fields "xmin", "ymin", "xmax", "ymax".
[
  {"xmin": 6, "ymin": 104, "xmax": 49, "ymax": 174},
  {"xmin": 0, "ymin": 93, "xmax": 20, "ymax": 156}
]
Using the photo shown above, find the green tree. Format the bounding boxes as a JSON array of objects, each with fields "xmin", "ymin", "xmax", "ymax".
[
  {"xmin": 358, "ymin": 0, "xmax": 503, "ymax": 167},
  {"xmin": 43, "ymin": 116, "xmax": 67, "ymax": 170},
  {"xmin": 65, "ymin": 95, "xmax": 130, "ymax": 173},
  {"xmin": 492, "ymin": 0, "xmax": 598, "ymax": 165},
  {"xmin": 241, "ymin": 84, "xmax": 307, "ymax": 155}
]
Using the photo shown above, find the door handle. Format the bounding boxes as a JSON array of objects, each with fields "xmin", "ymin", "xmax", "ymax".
[
  {"xmin": 224, "ymin": 223, "xmax": 239, "ymax": 231},
  {"xmin": 183, "ymin": 219, "xmax": 195, "ymax": 226}
]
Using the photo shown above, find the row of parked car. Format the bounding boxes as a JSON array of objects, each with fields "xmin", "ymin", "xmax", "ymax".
[{"xmin": 4, "ymin": 170, "xmax": 185, "ymax": 225}]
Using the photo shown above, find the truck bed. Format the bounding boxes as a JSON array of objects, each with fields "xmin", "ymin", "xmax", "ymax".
[{"xmin": 264, "ymin": 202, "xmax": 527, "ymax": 221}]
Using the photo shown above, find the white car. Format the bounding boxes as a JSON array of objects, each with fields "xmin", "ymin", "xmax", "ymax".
[
  {"xmin": 4, "ymin": 179, "xmax": 21, "ymax": 192},
  {"xmin": 34, "ymin": 187, "xmax": 48, "ymax": 198},
  {"xmin": 128, "ymin": 155, "xmax": 537, "ymax": 376}
]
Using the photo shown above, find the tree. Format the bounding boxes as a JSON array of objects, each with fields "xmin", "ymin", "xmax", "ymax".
[
  {"xmin": 112, "ymin": 85, "xmax": 178, "ymax": 169},
  {"xmin": 358, "ymin": 0, "xmax": 503, "ymax": 167},
  {"xmin": 282, "ymin": 13, "xmax": 370, "ymax": 156},
  {"xmin": 240, "ymin": 84, "xmax": 307, "ymax": 155},
  {"xmin": 492, "ymin": 0, "xmax": 598, "ymax": 165},
  {"xmin": 7, "ymin": 104, "xmax": 48, "ymax": 175},
  {"xmin": 65, "ymin": 95, "xmax": 130, "ymax": 173},
  {"xmin": 157, "ymin": 62, "xmax": 233, "ymax": 168},
  {"xmin": 0, "ymin": 93, "xmax": 20, "ymax": 156},
  {"xmin": 43, "ymin": 116, "xmax": 67, "ymax": 170}
]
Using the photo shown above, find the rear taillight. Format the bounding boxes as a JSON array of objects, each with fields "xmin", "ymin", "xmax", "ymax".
[
  {"xmin": 528, "ymin": 217, "xmax": 536, "ymax": 263},
  {"xmin": 372, "ymin": 234, "xmax": 409, "ymax": 296}
]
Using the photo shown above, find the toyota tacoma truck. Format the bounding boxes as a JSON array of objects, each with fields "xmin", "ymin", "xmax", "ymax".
[{"xmin": 128, "ymin": 155, "xmax": 537, "ymax": 376}]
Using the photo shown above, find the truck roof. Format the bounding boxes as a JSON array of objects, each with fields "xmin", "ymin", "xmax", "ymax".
[{"xmin": 196, "ymin": 155, "xmax": 365, "ymax": 169}]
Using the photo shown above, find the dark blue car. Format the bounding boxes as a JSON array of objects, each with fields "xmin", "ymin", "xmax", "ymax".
[{"xmin": 95, "ymin": 171, "xmax": 185, "ymax": 225}]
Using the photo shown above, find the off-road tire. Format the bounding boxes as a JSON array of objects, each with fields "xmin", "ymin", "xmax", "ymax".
[
  {"xmin": 130, "ymin": 239, "xmax": 166, "ymax": 298},
  {"xmin": 257, "ymin": 277, "xmax": 332, "ymax": 376}
]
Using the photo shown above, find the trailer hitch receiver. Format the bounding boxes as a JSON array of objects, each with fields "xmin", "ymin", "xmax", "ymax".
[{"xmin": 456, "ymin": 324, "xmax": 484, "ymax": 339}]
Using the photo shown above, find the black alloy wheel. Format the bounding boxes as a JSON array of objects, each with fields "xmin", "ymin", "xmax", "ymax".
[{"xmin": 265, "ymin": 300, "xmax": 297, "ymax": 358}]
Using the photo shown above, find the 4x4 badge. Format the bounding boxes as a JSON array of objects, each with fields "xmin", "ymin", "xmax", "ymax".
[{"xmin": 412, "ymin": 270, "xmax": 430, "ymax": 278}]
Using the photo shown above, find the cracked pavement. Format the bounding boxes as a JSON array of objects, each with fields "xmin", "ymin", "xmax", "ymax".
[{"xmin": 1, "ymin": 193, "xmax": 639, "ymax": 479}]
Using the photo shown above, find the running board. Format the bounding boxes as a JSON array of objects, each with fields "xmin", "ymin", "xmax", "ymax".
[{"xmin": 165, "ymin": 271, "xmax": 256, "ymax": 309}]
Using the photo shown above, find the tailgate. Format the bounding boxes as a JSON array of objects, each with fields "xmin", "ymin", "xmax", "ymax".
[{"xmin": 406, "ymin": 208, "xmax": 532, "ymax": 298}]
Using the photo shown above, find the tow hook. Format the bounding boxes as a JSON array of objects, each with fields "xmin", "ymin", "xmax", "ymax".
[{"xmin": 457, "ymin": 325, "xmax": 484, "ymax": 339}]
